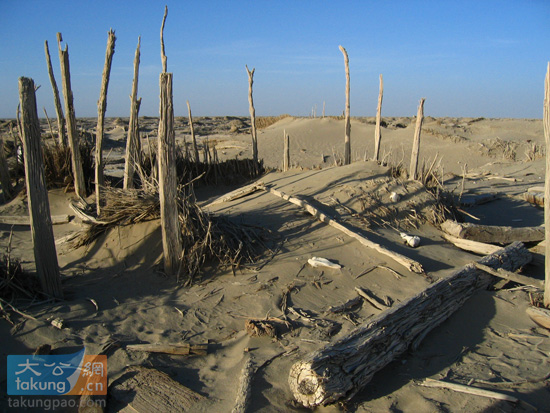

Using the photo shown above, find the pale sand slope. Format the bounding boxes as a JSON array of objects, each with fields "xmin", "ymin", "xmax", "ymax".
[{"xmin": 0, "ymin": 117, "xmax": 549, "ymax": 412}]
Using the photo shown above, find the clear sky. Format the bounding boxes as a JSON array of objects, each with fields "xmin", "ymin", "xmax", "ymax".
[{"xmin": 1, "ymin": 1, "xmax": 548, "ymax": 119}]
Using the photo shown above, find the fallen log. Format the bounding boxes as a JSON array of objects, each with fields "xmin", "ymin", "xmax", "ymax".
[
  {"xmin": 0, "ymin": 214, "xmax": 72, "ymax": 225},
  {"xmin": 260, "ymin": 185, "xmax": 424, "ymax": 274},
  {"xmin": 288, "ymin": 241, "xmax": 531, "ymax": 407},
  {"xmin": 442, "ymin": 233, "xmax": 500, "ymax": 256},
  {"xmin": 109, "ymin": 366, "xmax": 203, "ymax": 412},
  {"xmin": 126, "ymin": 343, "xmax": 208, "ymax": 356},
  {"xmin": 441, "ymin": 220, "xmax": 544, "ymax": 244},
  {"xmin": 473, "ymin": 262, "xmax": 544, "ymax": 289},
  {"xmin": 205, "ymin": 181, "xmax": 264, "ymax": 208}
]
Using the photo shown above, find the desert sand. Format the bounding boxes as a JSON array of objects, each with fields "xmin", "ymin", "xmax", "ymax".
[{"xmin": 0, "ymin": 115, "xmax": 549, "ymax": 412}]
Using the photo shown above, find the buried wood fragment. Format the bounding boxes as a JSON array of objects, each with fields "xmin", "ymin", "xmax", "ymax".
[
  {"xmin": 232, "ymin": 355, "xmax": 254, "ymax": 413},
  {"xmin": 325, "ymin": 296, "xmax": 363, "ymax": 314},
  {"xmin": 441, "ymin": 220, "xmax": 545, "ymax": 243},
  {"xmin": 474, "ymin": 262, "xmax": 544, "ymax": 289},
  {"xmin": 459, "ymin": 192, "xmax": 499, "ymax": 207},
  {"xmin": 245, "ymin": 317, "xmax": 290, "ymax": 338},
  {"xmin": 288, "ymin": 242, "xmax": 531, "ymax": 407},
  {"xmin": 418, "ymin": 378, "xmax": 520, "ymax": 404},
  {"xmin": 526, "ymin": 306, "xmax": 550, "ymax": 330},
  {"xmin": 354, "ymin": 287, "xmax": 389, "ymax": 310},
  {"xmin": 524, "ymin": 190, "xmax": 544, "ymax": 207},
  {"xmin": 259, "ymin": 185, "xmax": 424, "ymax": 274},
  {"xmin": 126, "ymin": 343, "xmax": 208, "ymax": 356},
  {"xmin": 308, "ymin": 257, "xmax": 341, "ymax": 269},
  {"xmin": 109, "ymin": 366, "xmax": 203, "ymax": 412},
  {"xmin": 205, "ymin": 181, "xmax": 264, "ymax": 208}
]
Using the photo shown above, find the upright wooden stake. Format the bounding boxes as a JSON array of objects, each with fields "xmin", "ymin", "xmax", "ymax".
[
  {"xmin": 0, "ymin": 138, "xmax": 13, "ymax": 201},
  {"xmin": 339, "ymin": 45, "xmax": 351, "ymax": 165},
  {"xmin": 373, "ymin": 74, "xmax": 384, "ymax": 162},
  {"xmin": 158, "ymin": 73, "xmax": 182, "ymax": 276},
  {"xmin": 322, "ymin": 101, "xmax": 326, "ymax": 118},
  {"xmin": 283, "ymin": 129, "xmax": 290, "ymax": 171},
  {"xmin": 160, "ymin": 6, "xmax": 168, "ymax": 74},
  {"xmin": 187, "ymin": 100, "xmax": 199, "ymax": 163},
  {"xmin": 44, "ymin": 40, "xmax": 67, "ymax": 147},
  {"xmin": 95, "ymin": 29, "xmax": 116, "ymax": 214},
  {"xmin": 245, "ymin": 65, "xmax": 258, "ymax": 171},
  {"xmin": 409, "ymin": 98, "xmax": 425, "ymax": 181},
  {"xmin": 123, "ymin": 37, "xmax": 142, "ymax": 190},
  {"xmin": 57, "ymin": 33, "xmax": 86, "ymax": 198},
  {"xmin": 544, "ymin": 62, "xmax": 550, "ymax": 308},
  {"xmin": 18, "ymin": 77, "xmax": 62, "ymax": 299}
]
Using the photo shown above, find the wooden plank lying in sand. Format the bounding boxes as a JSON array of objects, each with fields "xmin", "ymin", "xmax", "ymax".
[
  {"xmin": 109, "ymin": 366, "xmax": 203, "ymax": 412},
  {"xmin": 441, "ymin": 220, "xmax": 544, "ymax": 243},
  {"xmin": 205, "ymin": 181, "xmax": 264, "ymax": 208},
  {"xmin": 260, "ymin": 185, "xmax": 424, "ymax": 274},
  {"xmin": 0, "ymin": 214, "xmax": 72, "ymax": 226},
  {"xmin": 126, "ymin": 343, "xmax": 208, "ymax": 356},
  {"xmin": 442, "ymin": 233, "xmax": 500, "ymax": 256},
  {"xmin": 288, "ymin": 242, "xmax": 531, "ymax": 407},
  {"xmin": 418, "ymin": 378, "xmax": 520, "ymax": 404}
]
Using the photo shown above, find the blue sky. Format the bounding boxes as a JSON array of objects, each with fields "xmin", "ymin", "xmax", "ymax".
[{"xmin": 1, "ymin": 1, "xmax": 548, "ymax": 118}]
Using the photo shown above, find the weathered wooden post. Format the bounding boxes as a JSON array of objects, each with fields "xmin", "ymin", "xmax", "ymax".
[
  {"xmin": 339, "ymin": 45, "xmax": 351, "ymax": 165},
  {"xmin": 283, "ymin": 129, "xmax": 290, "ymax": 172},
  {"xmin": 57, "ymin": 33, "xmax": 86, "ymax": 198},
  {"xmin": 373, "ymin": 74, "xmax": 384, "ymax": 162},
  {"xmin": 544, "ymin": 62, "xmax": 550, "ymax": 308},
  {"xmin": 158, "ymin": 73, "xmax": 182, "ymax": 276},
  {"xmin": 123, "ymin": 36, "xmax": 142, "ymax": 190},
  {"xmin": 95, "ymin": 29, "xmax": 116, "ymax": 214},
  {"xmin": 322, "ymin": 101, "xmax": 326, "ymax": 118},
  {"xmin": 18, "ymin": 77, "xmax": 63, "ymax": 299},
  {"xmin": 187, "ymin": 100, "xmax": 199, "ymax": 163},
  {"xmin": 44, "ymin": 40, "xmax": 67, "ymax": 147},
  {"xmin": 160, "ymin": 6, "xmax": 168, "ymax": 74},
  {"xmin": 409, "ymin": 98, "xmax": 425, "ymax": 181},
  {"xmin": 0, "ymin": 138, "xmax": 13, "ymax": 201},
  {"xmin": 245, "ymin": 65, "xmax": 258, "ymax": 173}
]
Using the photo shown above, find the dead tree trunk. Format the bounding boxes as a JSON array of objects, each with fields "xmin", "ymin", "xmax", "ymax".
[
  {"xmin": 57, "ymin": 33, "xmax": 86, "ymax": 198},
  {"xmin": 123, "ymin": 37, "xmax": 142, "ymax": 190},
  {"xmin": 18, "ymin": 77, "xmax": 63, "ymax": 299},
  {"xmin": 245, "ymin": 65, "xmax": 258, "ymax": 172},
  {"xmin": 339, "ymin": 45, "xmax": 351, "ymax": 165},
  {"xmin": 409, "ymin": 98, "xmax": 425, "ymax": 180},
  {"xmin": 160, "ymin": 6, "xmax": 168, "ymax": 73},
  {"xmin": 0, "ymin": 138, "xmax": 13, "ymax": 201},
  {"xmin": 187, "ymin": 100, "xmax": 199, "ymax": 163},
  {"xmin": 373, "ymin": 74, "xmax": 383, "ymax": 162},
  {"xmin": 158, "ymin": 73, "xmax": 182, "ymax": 276},
  {"xmin": 44, "ymin": 40, "xmax": 67, "ymax": 147},
  {"xmin": 283, "ymin": 130, "xmax": 290, "ymax": 172},
  {"xmin": 544, "ymin": 62, "xmax": 550, "ymax": 307},
  {"xmin": 288, "ymin": 241, "xmax": 531, "ymax": 407},
  {"xmin": 441, "ymin": 220, "xmax": 544, "ymax": 244},
  {"xmin": 95, "ymin": 29, "xmax": 116, "ymax": 214}
]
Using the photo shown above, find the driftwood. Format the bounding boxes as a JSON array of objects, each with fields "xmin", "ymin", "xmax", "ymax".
[
  {"xmin": 459, "ymin": 192, "xmax": 499, "ymax": 207},
  {"xmin": 354, "ymin": 287, "xmax": 389, "ymax": 310},
  {"xmin": 205, "ymin": 181, "xmax": 264, "ymax": 208},
  {"xmin": 0, "ymin": 214, "xmax": 72, "ymax": 226},
  {"xmin": 260, "ymin": 185, "xmax": 424, "ymax": 274},
  {"xmin": 526, "ymin": 306, "xmax": 550, "ymax": 330},
  {"xmin": 325, "ymin": 296, "xmax": 363, "ymax": 314},
  {"xmin": 126, "ymin": 343, "xmax": 207, "ymax": 356},
  {"xmin": 288, "ymin": 241, "xmax": 531, "ymax": 407},
  {"xmin": 409, "ymin": 98, "xmax": 425, "ymax": 181},
  {"xmin": 441, "ymin": 220, "xmax": 544, "ymax": 244},
  {"xmin": 418, "ymin": 378, "xmax": 520, "ymax": 404},
  {"xmin": 245, "ymin": 317, "xmax": 290, "ymax": 338},
  {"xmin": 524, "ymin": 191, "xmax": 544, "ymax": 207},
  {"xmin": 474, "ymin": 262, "xmax": 543, "ymax": 289},
  {"xmin": 442, "ymin": 233, "xmax": 500, "ymax": 256},
  {"xmin": 232, "ymin": 356, "xmax": 254, "ymax": 413},
  {"xmin": 109, "ymin": 366, "xmax": 203, "ymax": 412}
]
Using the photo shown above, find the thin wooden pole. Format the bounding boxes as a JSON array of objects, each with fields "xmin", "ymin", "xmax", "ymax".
[
  {"xmin": 0, "ymin": 137, "xmax": 13, "ymax": 201},
  {"xmin": 44, "ymin": 40, "xmax": 67, "ymax": 147},
  {"xmin": 187, "ymin": 100, "xmax": 199, "ymax": 163},
  {"xmin": 95, "ymin": 29, "xmax": 116, "ymax": 214},
  {"xmin": 322, "ymin": 101, "xmax": 326, "ymax": 118},
  {"xmin": 160, "ymin": 5, "xmax": 168, "ymax": 74},
  {"xmin": 373, "ymin": 74, "xmax": 384, "ymax": 162},
  {"xmin": 245, "ymin": 65, "xmax": 258, "ymax": 172},
  {"xmin": 544, "ymin": 62, "xmax": 550, "ymax": 308},
  {"xmin": 158, "ymin": 73, "xmax": 182, "ymax": 276},
  {"xmin": 339, "ymin": 45, "xmax": 351, "ymax": 165},
  {"xmin": 123, "ymin": 37, "xmax": 142, "ymax": 190},
  {"xmin": 283, "ymin": 129, "xmax": 290, "ymax": 172},
  {"xmin": 18, "ymin": 77, "xmax": 62, "ymax": 299},
  {"xmin": 409, "ymin": 98, "xmax": 425, "ymax": 181},
  {"xmin": 57, "ymin": 33, "xmax": 86, "ymax": 198}
]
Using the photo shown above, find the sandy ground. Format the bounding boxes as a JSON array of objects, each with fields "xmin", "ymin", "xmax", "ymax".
[{"xmin": 0, "ymin": 116, "xmax": 549, "ymax": 412}]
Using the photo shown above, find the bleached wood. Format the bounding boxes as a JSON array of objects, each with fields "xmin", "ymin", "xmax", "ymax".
[
  {"xmin": 474, "ymin": 262, "xmax": 543, "ymax": 289},
  {"xmin": 526, "ymin": 306, "xmax": 550, "ymax": 330},
  {"xmin": 158, "ymin": 73, "xmax": 182, "ymax": 276},
  {"xmin": 373, "ymin": 74, "xmax": 383, "ymax": 161},
  {"xmin": 0, "ymin": 138, "xmax": 12, "ymax": 200},
  {"xmin": 187, "ymin": 100, "xmax": 199, "ymax": 162},
  {"xmin": 205, "ymin": 181, "xmax": 264, "ymax": 208},
  {"xmin": 123, "ymin": 37, "xmax": 141, "ymax": 190},
  {"xmin": 246, "ymin": 65, "xmax": 258, "ymax": 170},
  {"xmin": 260, "ymin": 185, "xmax": 424, "ymax": 274},
  {"xmin": 95, "ymin": 29, "xmax": 116, "ymax": 215},
  {"xmin": 44, "ymin": 40, "xmax": 67, "ymax": 147},
  {"xmin": 409, "ymin": 98, "xmax": 425, "ymax": 180},
  {"xmin": 288, "ymin": 242, "xmax": 530, "ymax": 407},
  {"xmin": 126, "ymin": 343, "xmax": 208, "ymax": 356},
  {"xmin": 441, "ymin": 220, "xmax": 544, "ymax": 244},
  {"xmin": 0, "ymin": 214, "xmax": 71, "ymax": 226},
  {"xmin": 160, "ymin": 6, "xmax": 168, "ymax": 73},
  {"xmin": 339, "ymin": 45, "xmax": 351, "ymax": 165},
  {"xmin": 544, "ymin": 61, "xmax": 550, "ymax": 307},
  {"xmin": 57, "ymin": 33, "xmax": 86, "ymax": 198},
  {"xmin": 442, "ymin": 233, "xmax": 500, "ymax": 256},
  {"xmin": 418, "ymin": 378, "xmax": 520, "ymax": 403},
  {"xmin": 19, "ymin": 77, "xmax": 63, "ymax": 299},
  {"xmin": 283, "ymin": 129, "xmax": 290, "ymax": 171},
  {"xmin": 232, "ymin": 356, "xmax": 254, "ymax": 413}
]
